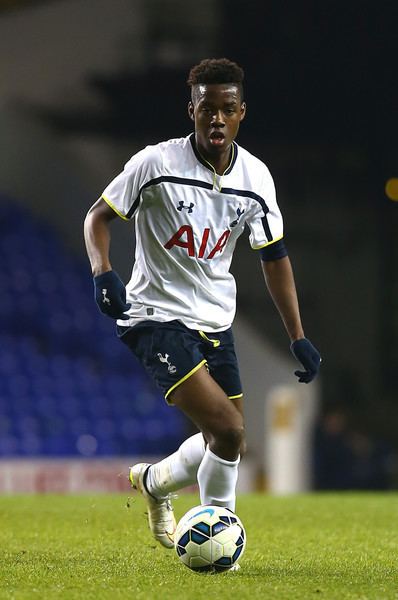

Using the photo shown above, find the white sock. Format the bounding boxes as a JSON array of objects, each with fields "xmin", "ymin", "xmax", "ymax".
[
  {"xmin": 146, "ymin": 432, "xmax": 206, "ymax": 498},
  {"xmin": 197, "ymin": 447, "xmax": 240, "ymax": 512}
]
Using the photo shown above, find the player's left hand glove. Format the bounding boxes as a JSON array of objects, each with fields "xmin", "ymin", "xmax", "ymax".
[{"xmin": 290, "ymin": 338, "xmax": 321, "ymax": 383}]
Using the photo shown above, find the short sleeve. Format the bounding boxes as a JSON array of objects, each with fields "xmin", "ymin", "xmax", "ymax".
[
  {"xmin": 246, "ymin": 168, "xmax": 284, "ymax": 249},
  {"xmin": 101, "ymin": 145, "xmax": 161, "ymax": 220}
]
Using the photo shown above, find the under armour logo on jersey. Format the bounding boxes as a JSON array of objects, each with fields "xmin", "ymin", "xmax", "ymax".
[
  {"xmin": 230, "ymin": 207, "xmax": 245, "ymax": 228},
  {"xmin": 157, "ymin": 353, "xmax": 177, "ymax": 374},
  {"xmin": 101, "ymin": 289, "xmax": 111, "ymax": 305},
  {"xmin": 177, "ymin": 201, "xmax": 194, "ymax": 213}
]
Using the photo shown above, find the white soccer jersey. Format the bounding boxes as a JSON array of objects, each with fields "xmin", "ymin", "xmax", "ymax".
[{"xmin": 101, "ymin": 134, "xmax": 283, "ymax": 332}]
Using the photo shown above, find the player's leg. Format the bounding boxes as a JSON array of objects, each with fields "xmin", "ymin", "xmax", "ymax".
[
  {"xmin": 229, "ymin": 395, "xmax": 247, "ymax": 457},
  {"xmin": 143, "ymin": 370, "xmax": 243, "ymax": 507},
  {"xmin": 169, "ymin": 364, "xmax": 244, "ymax": 511},
  {"xmin": 144, "ymin": 431, "xmax": 206, "ymax": 496},
  {"xmin": 122, "ymin": 321, "xmax": 242, "ymax": 545},
  {"xmin": 142, "ymin": 326, "xmax": 246, "ymax": 504},
  {"xmin": 204, "ymin": 326, "xmax": 246, "ymax": 458},
  {"xmin": 133, "ymin": 365, "xmax": 243, "ymax": 518},
  {"xmin": 146, "ymin": 396, "xmax": 246, "ymax": 498},
  {"xmin": 170, "ymin": 366, "xmax": 243, "ymax": 460}
]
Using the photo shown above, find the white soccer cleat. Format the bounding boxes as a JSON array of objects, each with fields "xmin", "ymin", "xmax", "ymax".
[{"xmin": 129, "ymin": 462, "xmax": 176, "ymax": 549}]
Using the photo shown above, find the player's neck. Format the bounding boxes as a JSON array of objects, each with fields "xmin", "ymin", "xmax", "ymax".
[
  {"xmin": 209, "ymin": 154, "xmax": 230, "ymax": 176},
  {"xmin": 196, "ymin": 141, "xmax": 233, "ymax": 176}
]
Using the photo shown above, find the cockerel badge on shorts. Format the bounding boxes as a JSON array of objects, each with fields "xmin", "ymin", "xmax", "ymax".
[{"xmin": 157, "ymin": 353, "xmax": 177, "ymax": 374}]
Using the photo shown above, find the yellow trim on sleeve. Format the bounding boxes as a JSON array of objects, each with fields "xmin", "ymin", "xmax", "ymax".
[
  {"xmin": 101, "ymin": 194, "xmax": 130, "ymax": 221},
  {"xmin": 165, "ymin": 359, "xmax": 207, "ymax": 401},
  {"xmin": 228, "ymin": 393, "xmax": 243, "ymax": 400},
  {"xmin": 252, "ymin": 234, "xmax": 284, "ymax": 250}
]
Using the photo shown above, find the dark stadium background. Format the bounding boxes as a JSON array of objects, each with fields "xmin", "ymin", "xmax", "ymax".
[{"xmin": 0, "ymin": 0, "xmax": 397, "ymax": 490}]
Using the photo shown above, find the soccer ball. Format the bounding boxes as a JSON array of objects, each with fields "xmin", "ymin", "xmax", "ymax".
[{"xmin": 174, "ymin": 505, "xmax": 246, "ymax": 573}]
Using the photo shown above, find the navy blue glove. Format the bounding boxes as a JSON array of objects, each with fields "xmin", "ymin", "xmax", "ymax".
[
  {"xmin": 290, "ymin": 338, "xmax": 321, "ymax": 383},
  {"xmin": 93, "ymin": 270, "xmax": 131, "ymax": 320}
]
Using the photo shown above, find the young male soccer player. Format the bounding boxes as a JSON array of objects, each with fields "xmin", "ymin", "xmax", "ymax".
[{"xmin": 84, "ymin": 58, "xmax": 321, "ymax": 550}]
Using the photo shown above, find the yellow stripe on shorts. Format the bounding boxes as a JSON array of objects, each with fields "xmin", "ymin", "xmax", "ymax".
[{"xmin": 165, "ymin": 359, "xmax": 207, "ymax": 401}]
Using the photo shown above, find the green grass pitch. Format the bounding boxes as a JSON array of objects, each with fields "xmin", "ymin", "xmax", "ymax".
[{"xmin": 0, "ymin": 493, "xmax": 397, "ymax": 599}]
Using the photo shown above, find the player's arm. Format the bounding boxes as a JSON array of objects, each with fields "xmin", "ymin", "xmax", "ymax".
[
  {"xmin": 261, "ymin": 255, "xmax": 304, "ymax": 342},
  {"xmin": 84, "ymin": 198, "xmax": 116, "ymax": 276},
  {"xmin": 84, "ymin": 198, "xmax": 130, "ymax": 319},
  {"xmin": 260, "ymin": 244, "xmax": 321, "ymax": 383}
]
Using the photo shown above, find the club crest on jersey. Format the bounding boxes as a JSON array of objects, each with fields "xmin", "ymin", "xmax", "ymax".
[
  {"xmin": 177, "ymin": 201, "xmax": 194, "ymax": 213},
  {"xmin": 157, "ymin": 353, "xmax": 177, "ymax": 374},
  {"xmin": 164, "ymin": 226, "xmax": 230, "ymax": 259},
  {"xmin": 230, "ymin": 207, "xmax": 245, "ymax": 228}
]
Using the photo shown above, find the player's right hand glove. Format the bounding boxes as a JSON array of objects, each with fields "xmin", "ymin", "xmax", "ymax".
[
  {"xmin": 290, "ymin": 338, "xmax": 321, "ymax": 383},
  {"xmin": 93, "ymin": 270, "xmax": 131, "ymax": 320}
]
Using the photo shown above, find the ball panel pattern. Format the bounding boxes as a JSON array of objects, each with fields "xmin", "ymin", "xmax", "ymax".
[
  {"xmin": 211, "ymin": 521, "xmax": 229, "ymax": 536},
  {"xmin": 193, "ymin": 521, "xmax": 211, "ymax": 536},
  {"xmin": 191, "ymin": 530, "xmax": 209, "ymax": 544}
]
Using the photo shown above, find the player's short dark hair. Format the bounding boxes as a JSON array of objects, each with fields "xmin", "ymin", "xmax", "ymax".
[{"xmin": 187, "ymin": 58, "xmax": 244, "ymax": 102}]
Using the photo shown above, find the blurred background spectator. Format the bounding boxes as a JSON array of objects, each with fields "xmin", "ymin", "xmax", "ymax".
[{"xmin": 313, "ymin": 408, "xmax": 394, "ymax": 490}]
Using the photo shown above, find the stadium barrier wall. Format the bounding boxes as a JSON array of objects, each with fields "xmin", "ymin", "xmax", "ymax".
[{"xmin": 0, "ymin": 458, "xmax": 256, "ymax": 495}]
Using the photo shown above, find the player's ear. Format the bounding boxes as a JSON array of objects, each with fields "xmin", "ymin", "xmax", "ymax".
[
  {"xmin": 240, "ymin": 102, "xmax": 246, "ymax": 122},
  {"xmin": 188, "ymin": 101, "xmax": 195, "ymax": 121}
]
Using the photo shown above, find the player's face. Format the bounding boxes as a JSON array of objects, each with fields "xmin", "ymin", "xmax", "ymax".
[{"xmin": 188, "ymin": 84, "xmax": 246, "ymax": 164}]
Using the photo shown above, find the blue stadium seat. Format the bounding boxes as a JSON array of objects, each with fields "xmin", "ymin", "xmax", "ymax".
[{"xmin": 0, "ymin": 198, "xmax": 187, "ymax": 457}]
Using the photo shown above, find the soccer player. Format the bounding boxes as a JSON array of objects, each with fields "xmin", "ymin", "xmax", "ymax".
[{"xmin": 84, "ymin": 58, "xmax": 321, "ymax": 550}]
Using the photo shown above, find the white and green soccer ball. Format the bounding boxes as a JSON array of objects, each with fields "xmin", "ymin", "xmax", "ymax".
[{"xmin": 174, "ymin": 505, "xmax": 246, "ymax": 573}]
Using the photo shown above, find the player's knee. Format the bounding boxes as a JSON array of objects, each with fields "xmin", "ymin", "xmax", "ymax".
[
  {"xmin": 206, "ymin": 423, "xmax": 244, "ymax": 461},
  {"xmin": 217, "ymin": 424, "xmax": 245, "ymax": 454}
]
